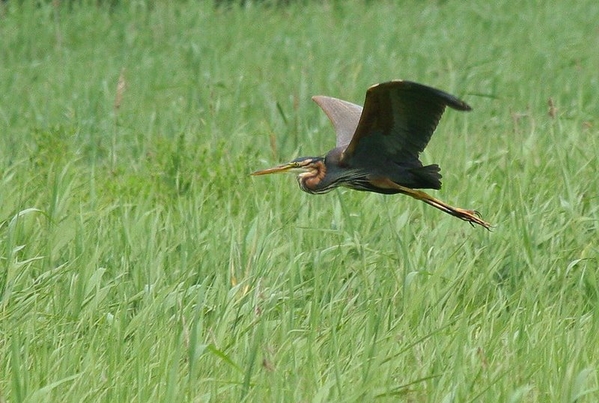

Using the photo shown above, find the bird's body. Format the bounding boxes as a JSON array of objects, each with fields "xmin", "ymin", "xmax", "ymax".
[{"xmin": 252, "ymin": 80, "xmax": 490, "ymax": 229}]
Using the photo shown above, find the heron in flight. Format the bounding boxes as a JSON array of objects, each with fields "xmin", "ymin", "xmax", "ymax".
[{"xmin": 252, "ymin": 80, "xmax": 490, "ymax": 229}]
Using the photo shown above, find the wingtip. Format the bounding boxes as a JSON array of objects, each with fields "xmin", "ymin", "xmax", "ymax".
[
  {"xmin": 368, "ymin": 80, "xmax": 473, "ymax": 111},
  {"xmin": 311, "ymin": 95, "xmax": 330, "ymax": 104},
  {"xmin": 459, "ymin": 101, "xmax": 473, "ymax": 112}
]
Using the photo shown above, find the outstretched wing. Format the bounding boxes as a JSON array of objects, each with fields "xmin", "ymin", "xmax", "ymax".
[
  {"xmin": 340, "ymin": 80, "xmax": 471, "ymax": 165},
  {"xmin": 312, "ymin": 95, "xmax": 363, "ymax": 148}
]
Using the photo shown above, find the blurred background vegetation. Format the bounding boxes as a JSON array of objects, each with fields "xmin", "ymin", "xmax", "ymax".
[{"xmin": 1, "ymin": 0, "xmax": 598, "ymax": 402}]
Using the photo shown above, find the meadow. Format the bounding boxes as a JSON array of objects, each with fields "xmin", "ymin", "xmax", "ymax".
[{"xmin": 1, "ymin": 0, "xmax": 598, "ymax": 401}]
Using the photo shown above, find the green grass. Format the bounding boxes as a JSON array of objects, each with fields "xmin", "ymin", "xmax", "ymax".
[{"xmin": 1, "ymin": 0, "xmax": 598, "ymax": 401}]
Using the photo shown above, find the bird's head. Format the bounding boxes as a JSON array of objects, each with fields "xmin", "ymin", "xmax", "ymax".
[{"xmin": 251, "ymin": 157, "xmax": 328, "ymax": 194}]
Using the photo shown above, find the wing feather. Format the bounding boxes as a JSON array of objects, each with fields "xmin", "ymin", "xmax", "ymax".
[
  {"xmin": 340, "ymin": 80, "xmax": 471, "ymax": 164},
  {"xmin": 312, "ymin": 95, "xmax": 363, "ymax": 148}
]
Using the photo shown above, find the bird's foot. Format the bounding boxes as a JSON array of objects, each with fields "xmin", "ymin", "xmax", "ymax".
[
  {"xmin": 370, "ymin": 179, "xmax": 492, "ymax": 230},
  {"xmin": 451, "ymin": 208, "xmax": 492, "ymax": 230}
]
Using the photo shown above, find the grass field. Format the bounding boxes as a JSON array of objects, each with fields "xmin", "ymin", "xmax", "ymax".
[{"xmin": 1, "ymin": 0, "xmax": 599, "ymax": 401}]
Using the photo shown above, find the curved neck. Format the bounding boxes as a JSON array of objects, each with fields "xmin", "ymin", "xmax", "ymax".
[{"xmin": 297, "ymin": 158, "xmax": 331, "ymax": 194}]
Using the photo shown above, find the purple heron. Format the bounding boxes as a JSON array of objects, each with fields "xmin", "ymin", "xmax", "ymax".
[{"xmin": 252, "ymin": 80, "xmax": 490, "ymax": 229}]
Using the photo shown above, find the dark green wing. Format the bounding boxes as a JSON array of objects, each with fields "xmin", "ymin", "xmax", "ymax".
[{"xmin": 340, "ymin": 80, "xmax": 471, "ymax": 164}]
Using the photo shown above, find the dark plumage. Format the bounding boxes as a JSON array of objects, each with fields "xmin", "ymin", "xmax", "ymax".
[{"xmin": 252, "ymin": 80, "xmax": 490, "ymax": 229}]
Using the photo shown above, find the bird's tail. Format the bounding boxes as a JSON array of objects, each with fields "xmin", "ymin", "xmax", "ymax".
[{"xmin": 410, "ymin": 164, "xmax": 442, "ymax": 190}]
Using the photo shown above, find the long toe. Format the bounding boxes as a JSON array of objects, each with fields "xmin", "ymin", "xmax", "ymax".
[{"xmin": 454, "ymin": 208, "xmax": 491, "ymax": 230}]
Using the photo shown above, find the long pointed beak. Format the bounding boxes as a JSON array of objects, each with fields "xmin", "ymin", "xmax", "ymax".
[{"xmin": 251, "ymin": 162, "xmax": 296, "ymax": 176}]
